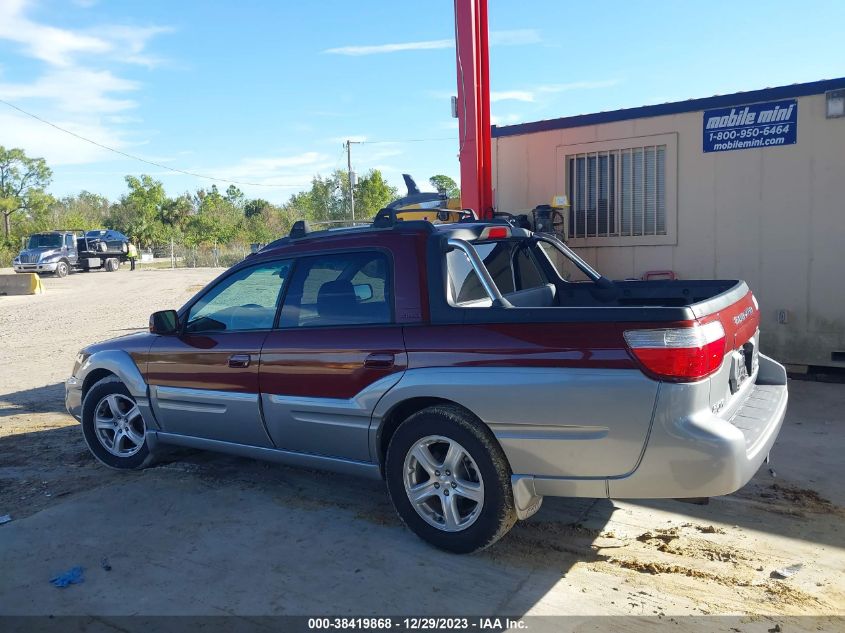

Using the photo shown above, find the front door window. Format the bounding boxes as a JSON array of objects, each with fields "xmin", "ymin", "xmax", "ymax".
[{"xmin": 186, "ymin": 260, "xmax": 292, "ymax": 333}]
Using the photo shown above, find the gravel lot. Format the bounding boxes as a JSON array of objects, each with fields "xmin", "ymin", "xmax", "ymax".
[{"xmin": 0, "ymin": 267, "xmax": 843, "ymax": 625}]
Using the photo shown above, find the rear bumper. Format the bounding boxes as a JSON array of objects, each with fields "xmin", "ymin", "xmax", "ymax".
[
  {"xmin": 513, "ymin": 354, "xmax": 788, "ymax": 502},
  {"xmin": 607, "ymin": 353, "xmax": 787, "ymax": 498},
  {"xmin": 13, "ymin": 262, "xmax": 58, "ymax": 273}
]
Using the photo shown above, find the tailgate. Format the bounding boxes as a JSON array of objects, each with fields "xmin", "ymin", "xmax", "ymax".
[{"xmin": 697, "ymin": 289, "xmax": 761, "ymax": 414}]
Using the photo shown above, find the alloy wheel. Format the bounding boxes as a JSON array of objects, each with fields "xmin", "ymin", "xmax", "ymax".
[
  {"xmin": 93, "ymin": 393, "xmax": 145, "ymax": 457},
  {"xmin": 402, "ymin": 435, "xmax": 485, "ymax": 532}
]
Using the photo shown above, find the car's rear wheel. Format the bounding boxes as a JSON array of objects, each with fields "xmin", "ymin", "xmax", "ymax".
[
  {"xmin": 81, "ymin": 377, "xmax": 154, "ymax": 470},
  {"xmin": 105, "ymin": 258, "xmax": 119, "ymax": 272},
  {"xmin": 385, "ymin": 405, "xmax": 517, "ymax": 553}
]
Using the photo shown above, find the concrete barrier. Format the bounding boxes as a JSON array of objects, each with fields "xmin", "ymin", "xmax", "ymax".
[{"xmin": 0, "ymin": 273, "xmax": 45, "ymax": 296}]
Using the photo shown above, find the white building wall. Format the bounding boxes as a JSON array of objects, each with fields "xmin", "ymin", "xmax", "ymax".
[{"xmin": 492, "ymin": 92, "xmax": 845, "ymax": 367}]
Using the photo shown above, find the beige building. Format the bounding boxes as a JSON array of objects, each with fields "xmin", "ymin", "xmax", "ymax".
[{"xmin": 492, "ymin": 78, "xmax": 845, "ymax": 368}]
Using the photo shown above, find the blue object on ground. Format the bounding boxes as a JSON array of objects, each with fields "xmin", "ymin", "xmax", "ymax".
[{"xmin": 50, "ymin": 566, "xmax": 84, "ymax": 588}]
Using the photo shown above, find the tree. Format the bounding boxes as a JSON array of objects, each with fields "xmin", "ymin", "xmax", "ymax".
[
  {"xmin": 224, "ymin": 185, "xmax": 245, "ymax": 209},
  {"xmin": 429, "ymin": 174, "xmax": 460, "ymax": 200},
  {"xmin": 244, "ymin": 198, "xmax": 271, "ymax": 218},
  {"xmin": 355, "ymin": 169, "xmax": 398, "ymax": 218},
  {"xmin": 0, "ymin": 146, "xmax": 52, "ymax": 237},
  {"xmin": 281, "ymin": 169, "xmax": 398, "ymax": 228},
  {"xmin": 184, "ymin": 185, "xmax": 244, "ymax": 246},
  {"xmin": 244, "ymin": 203, "xmax": 292, "ymax": 244},
  {"xmin": 108, "ymin": 175, "xmax": 167, "ymax": 247},
  {"xmin": 160, "ymin": 193, "xmax": 194, "ymax": 230},
  {"xmin": 45, "ymin": 192, "xmax": 109, "ymax": 233}
]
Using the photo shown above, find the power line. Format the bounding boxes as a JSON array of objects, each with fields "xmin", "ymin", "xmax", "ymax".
[
  {"xmin": 360, "ymin": 137, "xmax": 455, "ymax": 144},
  {"xmin": 0, "ymin": 98, "xmax": 311, "ymax": 189},
  {"xmin": 0, "ymin": 98, "xmax": 458, "ymax": 191}
]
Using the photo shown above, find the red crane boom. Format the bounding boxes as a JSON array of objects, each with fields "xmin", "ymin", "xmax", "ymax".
[{"xmin": 454, "ymin": 0, "xmax": 494, "ymax": 219}]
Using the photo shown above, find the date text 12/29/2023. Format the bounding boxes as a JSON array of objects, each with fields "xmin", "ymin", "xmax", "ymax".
[{"xmin": 307, "ymin": 617, "xmax": 528, "ymax": 630}]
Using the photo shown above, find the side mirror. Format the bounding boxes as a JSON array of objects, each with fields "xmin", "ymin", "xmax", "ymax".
[
  {"xmin": 353, "ymin": 283, "xmax": 373, "ymax": 301},
  {"xmin": 150, "ymin": 309, "xmax": 179, "ymax": 335}
]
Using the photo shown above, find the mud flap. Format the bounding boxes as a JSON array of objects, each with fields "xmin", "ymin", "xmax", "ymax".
[{"xmin": 512, "ymin": 475, "xmax": 543, "ymax": 520}]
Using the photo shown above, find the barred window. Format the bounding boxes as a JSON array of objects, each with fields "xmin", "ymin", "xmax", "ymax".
[{"xmin": 567, "ymin": 145, "xmax": 667, "ymax": 239}]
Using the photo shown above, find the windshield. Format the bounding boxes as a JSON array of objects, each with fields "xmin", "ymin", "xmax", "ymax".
[{"xmin": 27, "ymin": 234, "xmax": 63, "ymax": 249}]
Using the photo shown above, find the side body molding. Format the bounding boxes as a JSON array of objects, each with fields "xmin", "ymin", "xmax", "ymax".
[{"xmin": 262, "ymin": 372, "xmax": 405, "ymax": 461}]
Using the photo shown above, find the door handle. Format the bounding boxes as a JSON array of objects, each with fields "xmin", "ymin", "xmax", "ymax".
[
  {"xmin": 228, "ymin": 354, "xmax": 251, "ymax": 368},
  {"xmin": 364, "ymin": 353, "xmax": 395, "ymax": 369}
]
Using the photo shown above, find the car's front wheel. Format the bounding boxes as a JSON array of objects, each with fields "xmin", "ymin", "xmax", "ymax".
[
  {"xmin": 385, "ymin": 405, "xmax": 517, "ymax": 553},
  {"xmin": 55, "ymin": 260, "xmax": 69, "ymax": 278},
  {"xmin": 81, "ymin": 377, "xmax": 154, "ymax": 469}
]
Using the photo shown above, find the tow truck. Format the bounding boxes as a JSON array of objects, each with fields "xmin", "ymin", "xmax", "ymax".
[{"xmin": 13, "ymin": 229, "xmax": 130, "ymax": 278}]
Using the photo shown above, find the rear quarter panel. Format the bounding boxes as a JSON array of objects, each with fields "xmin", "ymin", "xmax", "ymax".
[{"xmin": 387, "ymin": 323, "xmax": 660, "ymax": 478}]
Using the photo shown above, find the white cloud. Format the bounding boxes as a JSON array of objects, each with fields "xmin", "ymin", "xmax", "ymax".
[
  {"xmin": 357, "ymin": 145, "xmax": 404, "ymax": 162},
  {"xmin": 324, "ymin": 39, "xmax": 452, "ymax": 56},
  {"xmin": 99, "ymin": 24, "xmax": 174, "ymax": 68},
  {"xmin": 324, "ymin": 29, "xmax": 541, "ymax": 56},
  {"xmin": 490, "ymin": 90, "xmax": 534, "ymax": 103},
  {"xmin": 328, "ymin": 135, "xmax": 368, "ymax": 144},
  {"xmin": 491, "ymin": 113, "xmax": 522, "ymax": 126},
  {"xmin": 0, "ymin": 68, "xmax": 140, "ymax": 113},
  {"xmin": 0, "ymin": 109, "xmax": 129, "ymax": 165},
  {"xmin": 431, "ymin": 77, "xmax": 617, "ymax": 105},
  {"xmin": 537, "ymin": 79, "xmax": 621, "ymax": 93},
  {"xmin": 206, "ymin": 152, "xmax": 334, "ymax": 188},
  {"xmin": 106, "ymin": 114, "xmax": 144, "ymax": 124},
  {"xmin": 0, "ymin": 0, "xmax": 173, "ymax": 170},
  {"xmin": 0, "ymin": 0, "xmax": 169, "ymax": 68}
]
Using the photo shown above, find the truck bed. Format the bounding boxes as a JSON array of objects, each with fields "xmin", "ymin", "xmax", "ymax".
[{"xmin": 439, "ymin": 278, "xmax": 748, "ymax": 325}]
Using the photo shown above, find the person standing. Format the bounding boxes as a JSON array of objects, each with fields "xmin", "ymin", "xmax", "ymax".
[{"xmin": 127, "ymin": 242, "xmax": 139, "ymax": 271}]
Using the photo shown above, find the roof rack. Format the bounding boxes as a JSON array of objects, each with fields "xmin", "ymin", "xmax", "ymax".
[
  {"xmin": 287, "ymin": 208, "xmax": 484, "ymax": 240},
  {"xmin": 290, "ymin": 220, "xmax": 311, "ymax": 239}
]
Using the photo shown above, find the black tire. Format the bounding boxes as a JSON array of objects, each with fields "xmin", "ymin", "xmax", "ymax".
[
  {"xmin": 105, "ymin": 258, "xmax": 119, "ymax": 272},
  {"xmin": 385, "ymin": 405, "xmax": 517, "ymax": 553},
  {"xmin": 55, "ymin": 260, "xmax": 69, "ymax": 278},
  {"xmin": 81, "ymin": 376, "xmax": 154, "ymax": 470}
]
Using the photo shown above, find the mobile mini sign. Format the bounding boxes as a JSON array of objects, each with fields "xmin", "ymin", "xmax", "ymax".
[{"xmin": 703, "ymin": 99, "xmax": 797, "ymax": 153}]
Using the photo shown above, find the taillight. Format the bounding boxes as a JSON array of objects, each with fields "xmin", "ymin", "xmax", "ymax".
[
  {"xmin": 623, "ymin": 321, "xmax": 726, "ymax": 381},
  {"xmin": 478, "ymin": 226, "xmax": 511, "ymax": 240}
]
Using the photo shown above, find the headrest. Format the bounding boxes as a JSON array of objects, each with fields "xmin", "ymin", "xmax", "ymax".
[{"xmin": 316, "ymin": 279, "xmax": 357, "ymax": 318}]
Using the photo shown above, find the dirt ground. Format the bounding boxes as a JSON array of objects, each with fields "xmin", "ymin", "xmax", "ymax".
[{"xmin": 0, "ymin": 267, "xmax": 843, "ymax": 626}]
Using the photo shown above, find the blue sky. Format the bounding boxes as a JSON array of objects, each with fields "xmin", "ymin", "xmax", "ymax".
[{"xmin": 1, "ymin": 0, "xmax": 843, "ymax": 204}]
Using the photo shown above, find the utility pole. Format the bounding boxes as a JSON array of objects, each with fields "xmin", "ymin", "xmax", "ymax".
[{"xmin": 345, "ymin": 140, "xmax": 360, "ymax": 223}]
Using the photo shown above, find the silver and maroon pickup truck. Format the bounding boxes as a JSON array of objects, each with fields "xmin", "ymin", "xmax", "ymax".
[{"xmin": 66, "ymin": 215, "xmax": 787, "ymax": 552}]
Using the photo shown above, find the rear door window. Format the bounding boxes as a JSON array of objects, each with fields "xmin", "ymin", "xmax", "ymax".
[
  {"xmin": 446, "ymin": 241, "xmax": 548, "ymax": 305},
  {"xmin": 280, "ymin": 252, "xmax": 392, "ymax": 327}
]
